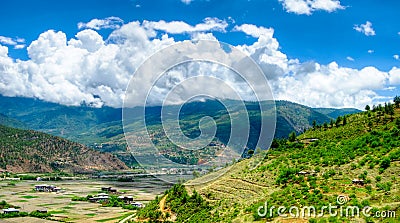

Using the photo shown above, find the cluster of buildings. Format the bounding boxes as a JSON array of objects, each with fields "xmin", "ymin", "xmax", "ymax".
[
  {"xmin": 34, "ymin": 184, "xmax": 62, "ymax": 192},
  {"xmin": 88, "ymin": 186, "xmax": 144, "ymax": 207}
]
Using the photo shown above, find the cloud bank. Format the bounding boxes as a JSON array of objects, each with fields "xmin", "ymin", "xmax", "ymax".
[{"xmin": 0, "ymin": 17, "xmax": 397, "ymax": 109}]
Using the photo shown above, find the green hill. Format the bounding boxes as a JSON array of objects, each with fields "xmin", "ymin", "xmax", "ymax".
[
  {"xmin": 133, "ymin": 103, "xmax": 400, "ymax": 223},
  {"xmin": 0, "ymin": 125, "xmax": 128, "ymax": 173}
]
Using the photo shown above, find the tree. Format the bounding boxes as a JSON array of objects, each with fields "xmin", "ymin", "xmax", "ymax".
[
  {"xmin": 380, "ymin": 157, "xmax": 391, "ymax": 170},
  {"xmin": 335, "ymin": 116, "xmax": 342, "ymax": 126},
  {"xmin": 330, "ymin": 119, "xmax": 334, "ymax": 128},
  {"xmin": 343, "ymin": 116, "xmax": 347, "ymax": 125},
  {"xmin": 365, "ymin": 105, "xmax": 370, "ymax": 111},
  {"xmin": 394, "ymin": 95, "xmax": 400, "ymax": 108},
  {"xmin": 388, "ymin": 103, "xmax": 395, "ymax": 118},
  {"xmin": 288, "ymin": 131, "xmax": 296, "ymax": 142},
  {"xmin": 312, "ymin": 120, "xmax": 317, "ymax": 128},
  {"xmin": 384, "ymin": 102, "xmax": 388, "ymax": 114}
]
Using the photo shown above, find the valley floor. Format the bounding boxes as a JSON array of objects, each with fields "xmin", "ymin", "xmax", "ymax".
[{"xmin": 0, "ymin": 179, "xmax": 170, "ymax": 223}]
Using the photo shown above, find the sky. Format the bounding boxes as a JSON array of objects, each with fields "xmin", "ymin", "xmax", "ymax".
[{"xmin": 0, "ymin": 0, "xmax": 399, "ymax": 109}]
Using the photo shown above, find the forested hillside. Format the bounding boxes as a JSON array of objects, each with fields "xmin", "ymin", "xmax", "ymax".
[{"xmin": 0, "ymin": 125, "xmax": 128, "ymax": 173}]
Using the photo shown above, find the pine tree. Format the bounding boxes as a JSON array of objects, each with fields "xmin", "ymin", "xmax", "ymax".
[
  {"xmin": 336, "ymin": 116, "xmax": 342, "ymax": 126},
  {"xmin": 394, "ymin": 95, "xmax": 400, "ymax": 108},
  {"xmin": 288, "ymin": 131, "xmax": 296, "ymax": 142}
]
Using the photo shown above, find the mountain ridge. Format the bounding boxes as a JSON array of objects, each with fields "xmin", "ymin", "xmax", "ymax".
[{"xmin": 0, "ymin": 124, "xmax": 129, "ymax": 173}]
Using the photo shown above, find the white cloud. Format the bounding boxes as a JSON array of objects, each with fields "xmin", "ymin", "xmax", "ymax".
[
  {"xmin": 142, "ymin": 17, "xmax": 228, "ymax": 34},
  {"xmin": 0, "ymin": 18, "xmax": 396, "ymax": 109},
  {"xmin": 354, "ymin": 21, "xmax": 376, "ymax": 36},
  {"xmin": 310, "ymin": 0, "xmax": 344, "ymax": 12},
  {"xmin": 368, "ymin": 49, "xmax": 374, "ymax": 54},
  {"xmin": 68, "ymin": 29, "xmax": 105, "ymax": 52},
  {"xmin": 0, "ymin": 36, "xmax": 17, "ymax": 45},
  {"xmin": 279, "ymin": 0, "xmax": 344, "ymax": 15},
  {"xmin": 346, "ymin": 56, "xmax": 354, "ymax": 61},
  {"xmin": 233, "ymin": 24, "xmax": 289, "ymax": 81},
  {"xmin": 233, "ymin": 24, "xmax": 274, "ymax": 38},
  {"xmin": 394, "ymin": 54, "xmax": 399, "ymax": 60},
  {"xmin": 14, "ymin": 44, "xmax": 25, "ymax": 49},
  {"xmin": 190, "ymin": 32, "xmax": 218, "ymax": 41},
  {"xmin": 389, "ymin": 67, "xmax": 400, "ymax": 85},
  {"xmin": 181, "ymin": 0, "xmax": 193, "ymax": 4},
  {"xmin": 78, "ymin": 16, "xmax": 124, "ymax": 30},
  {"xmin": 274, "ymin": 63, "xmax": 389, "ymax": 108},
  {"xmin": 0, "ymin": 36, "xmax": 26, "ymax": 49}
]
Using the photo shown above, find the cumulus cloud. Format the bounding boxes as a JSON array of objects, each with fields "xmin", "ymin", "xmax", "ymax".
[
  {"xmin": 354, "ymin": 21, "xmax": 376, "ymax": 36},
  {"xmin": 78, "ymin": 16, "xmax": 124, "ymax": 30},
  {"xmin": 389, "ymin": 67, "xmax": 400, "ymax": 85},
  {"xmin": 274, "ymin": 62, "xmax": 389, "ymax": 108},
  {"xmin": 233, "ymin": 24, "xmax": 289, "ymax": 80},
  {"xmin": 368, "ymin": 49, "xmax": 374, "ymax": 54},
  {"xmin": 394, "ymin": 55, "xmax": 399, "ymax": 60},
  {"xmin": 279, "ymin": 0, "xmax": 344, "ymax": 15},
  {"xmin": 0, "ymin": 18, "xmax": 396, "ymax": 109},
  {"xmin": 0, "ymin": 36, "xmax": 17, "ymax": 45},
  {"xmin": 388, "ymin": 68, "xmax": 400, "ymax": 86},
  {"xmin": 142, "ymin": 17, "xmax": 228, "ymax": 34},
  {"xmin": 0, "ymin": 36, "xmax": 25, "ymax": 49},
  {"xmin": 233, "ymin": 24, "xmax": 274, "ymax": 38}
]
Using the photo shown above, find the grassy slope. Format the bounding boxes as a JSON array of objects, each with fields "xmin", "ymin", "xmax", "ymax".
[{"xmin": 135, "ymin": 107, "xmax": 400, "ymax": 223}]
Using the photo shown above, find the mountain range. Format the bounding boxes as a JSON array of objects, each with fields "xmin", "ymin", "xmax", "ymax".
[{"xmin": 0, "ymin": 95, "xmax": 360, "ymax": 167}]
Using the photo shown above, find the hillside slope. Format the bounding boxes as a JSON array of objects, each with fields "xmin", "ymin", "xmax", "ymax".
[
  {"xmin": 134, "ymin": 104, "xmax": 400, "ymax": 223},
  {"xmin": 0, "ymin": 125, "xmax": 129, "ymax": 173}
]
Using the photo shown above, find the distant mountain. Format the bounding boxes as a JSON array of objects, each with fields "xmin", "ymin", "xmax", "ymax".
[
  {"xmin": 0, "ymin": 124, "xmax": 128, "ymax": 173},
  {"xmin": 0, "ymin": 95, "xmax": 361, "ymax": 164},
  {"xmin": 0, "ymin": 113, "xmax": 26, "ymax": 129},
  {"xmin": 312, "ymin": 107, "xmax": 361, "ymax": 119},
  {"xmin": 0, "ymin": 95, "xmax": 122, "ymax": 144}
]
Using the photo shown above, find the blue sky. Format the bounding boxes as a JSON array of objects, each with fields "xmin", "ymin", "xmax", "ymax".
[
  {"xmin": 0, "ymin": 0, "xmax": 399, "ymax": 109},
  {"xmin": 2, "ymin": 0, "xmax": 400, "ymax": 70}
]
